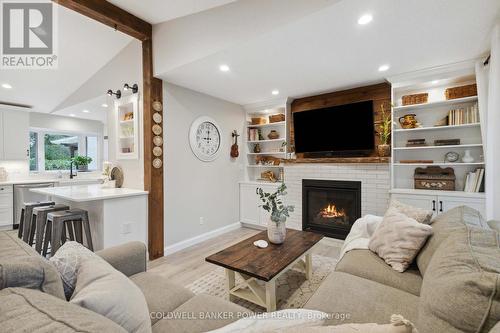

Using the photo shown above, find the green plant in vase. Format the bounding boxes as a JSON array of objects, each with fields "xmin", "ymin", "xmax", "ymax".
[
  {"xmin": 257, "ymin": 183, "xmax": 295, "ymax": 244},
  {"xmin": 72, "ymin": 155, "xmax": 93, "ymax": 172},
  {"xmin": 377, "ymin": 103, "xmax": 392, "ymax": 157}
]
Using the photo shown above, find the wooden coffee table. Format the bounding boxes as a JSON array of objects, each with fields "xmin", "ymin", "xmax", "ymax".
[{"xmin": 205, "ymin": 229, "xmax": 323, "ymax": 312}]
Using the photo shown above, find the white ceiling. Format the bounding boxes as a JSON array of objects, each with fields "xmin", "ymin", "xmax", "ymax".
[
  {"xmin": 107, "ymin": 0, "xmax": 237, "ymax": 24},
  {"xmin": 154, "ymin": 0, "xmax": 500, "ymax": 106},
  {"xmin": 0, "ymin": 5, "xmax": 132, "ymax": 114}
]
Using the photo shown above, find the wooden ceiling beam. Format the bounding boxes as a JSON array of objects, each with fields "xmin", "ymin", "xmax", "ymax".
[{"xmin": 53, "ymin": 0, "xmax": 152, "ymax": 41}]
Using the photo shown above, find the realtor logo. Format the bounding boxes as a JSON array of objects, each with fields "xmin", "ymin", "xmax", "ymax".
[{"xmin": 1, "ymin": 0, "xmax": 58, "ymax": 68}]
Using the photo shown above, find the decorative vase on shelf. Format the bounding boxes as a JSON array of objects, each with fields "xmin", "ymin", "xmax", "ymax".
[
  {"xmin": 254, "ymin": 143, "xmax": 261, "ymax": 153},
  {"xmin": 377, "ymin": 144, "xmax": 391, "ymax": 157},
  {"xmin": 462, "ymin": 149, "xmax": 474, "ymax": 163},
  {"xmin": 268, "ymin": 130, "xmax": 280, "ymax": 140},
  {"xmin": 267, "ymin": 220, "xmax": 286, "ymax": 244}
]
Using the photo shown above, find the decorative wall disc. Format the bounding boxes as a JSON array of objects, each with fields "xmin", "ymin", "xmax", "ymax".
[
  {"xmin": 153, "ymin": 146, "xmax": 163, "ymax": 157},
  {"xmin": 152, "ymin": 124, "xmax": 162, "ymax": 135},
  {"xmin": 153, "ymin": 158, "xmax": 163, "ymax": 169},
  {"xmin": 152, "ymin": 101, "xmax": 163, "ymax": 112},
  {"xmin": 153, "ymin": 136, "xmax": 163, "ymax": 146},
  {"xmin": 153, "ymin": 112, "xmax": 162, "ymax": 124}
]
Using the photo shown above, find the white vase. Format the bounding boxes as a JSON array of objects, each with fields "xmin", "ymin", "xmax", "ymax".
[
  {"xmin": 267, "ymin": 219, "xmax": 286, "ymax": 244},
  {"xmin": 462, "ymin": 149, "xmax": 474, "ymax": 163}
]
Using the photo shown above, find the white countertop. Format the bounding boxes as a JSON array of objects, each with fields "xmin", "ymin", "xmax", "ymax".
[
  {"xmin": 0, "ymin": 178, "xmax": 102, "ymax": 186},
  {"xmin": 30, "ymin": 184, "xmax": 148, "ymax": 202}
]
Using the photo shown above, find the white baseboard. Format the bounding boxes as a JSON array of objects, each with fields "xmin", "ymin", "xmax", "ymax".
[{"xmin": 163, "ymin": 222, "xmax": 241, "ymax": 256}]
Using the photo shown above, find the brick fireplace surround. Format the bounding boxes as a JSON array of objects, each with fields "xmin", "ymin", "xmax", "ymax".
[{"xmin": 283, "ymin": 164, "xmax": 390, "ymax": 234}]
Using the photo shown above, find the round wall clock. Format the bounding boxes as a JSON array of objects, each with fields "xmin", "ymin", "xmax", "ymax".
[{"xmin": 189, "ymin": 116, "xmax": 222, "ymax": 162}]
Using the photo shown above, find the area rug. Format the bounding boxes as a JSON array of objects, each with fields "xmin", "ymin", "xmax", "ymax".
[{"xmin": 186, "ymin": 255, "xmax": 337, "ymax": 312}]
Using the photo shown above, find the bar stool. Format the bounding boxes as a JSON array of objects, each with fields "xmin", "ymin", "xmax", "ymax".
[
  {"xmin": 18, "ymin": 201, "xmax": 55, "ymax": 242},
  {"xmin": 31, "ymin": 204, "xmax": 70, "ymax": 253},
  {"xmin": 47, "ymin": 209, "xmax": 93, "ymax": 255}
]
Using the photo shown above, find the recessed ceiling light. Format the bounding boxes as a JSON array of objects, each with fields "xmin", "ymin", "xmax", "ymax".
[
  {"xmin": 82, "ymin": 110, "xmax": 90, "ymax": 113},
  {"xmin": 431, "ymin": 80, "xmax": 439, "ymax": 85},
  {"xmin": 272, "ymin": 90, "xmax": 280, "ymax": 96},
  {"xmin": 69, "ymin": 114, "xmax": 76, "ymax": 117},
  {"xmin": 101, "ymin": 103, "xmax": 108, "ymax": 108},
  {"xmin": 1, "ymin": 83, "xmax": 12, "ymax": 89},
  {"xmin": 378, "ymin": 64, "xmax": 390, "ymax": 72},
  {"xmin": 219, "ymin": 64, "xmax": 230, "ymax": 72},
  {"xmin": 358, "ymin": 14, "xmax": 373, "ymax": 25}
]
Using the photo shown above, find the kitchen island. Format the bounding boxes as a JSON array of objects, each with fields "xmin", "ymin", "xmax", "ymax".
[{"xmin": 31, "ymin": 185, "xmax": 148, "ymax": 250}]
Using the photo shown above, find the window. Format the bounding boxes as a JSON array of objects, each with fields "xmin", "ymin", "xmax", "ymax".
[{"xmin": 29, "ymin": 130, "xmax": 100, "ymax": 172}]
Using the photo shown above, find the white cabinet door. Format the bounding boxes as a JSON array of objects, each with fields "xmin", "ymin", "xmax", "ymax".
[
  {"xmin": 239, "ymin": 184, "xmax": 259, "ymax": 225},
  {"xmin": 0, "ymin": 185, "xmax": 13, "ymax": 227},
  {"xmin": 391, "ymin": 193, "xmax": 437, "ymax": 216},
  {"xmin": 2, "ymin": 110, "xmax": 29, "ymax": 160},
  {"xmin": 438, "ymin": 196, "xmax": 486, "ymax": 219}
]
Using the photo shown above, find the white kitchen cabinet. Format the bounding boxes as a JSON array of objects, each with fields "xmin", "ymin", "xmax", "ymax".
[
  {"xmin": 391, "ymin": 190, "xmax": 485, "ymax": 218},
  {"xmin": 0, "ymin": 185, "xmax": 13, "ymax": 227},
  {"xmin": 0, "ymin": 110, "xmax": 29, "ymax": 160},
  {"xmin": 239, "ymin": 182, "xmax": 282, "ymax": 227}
]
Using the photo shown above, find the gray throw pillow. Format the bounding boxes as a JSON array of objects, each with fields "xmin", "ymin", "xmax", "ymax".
[
  {"xmin": 62, "ymin": 242, "xmax": 152, "ymax": 333},
  {"xmin": 0, "ymin": 255, "xmax": 65, "ymax": 300},
  {"xmin": 50, "ymin": 241, "xmax": 98, "ymax": 299}
]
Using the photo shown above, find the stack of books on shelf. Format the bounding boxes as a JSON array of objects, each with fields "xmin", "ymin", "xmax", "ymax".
[
  {"xmin": 464, "ymin": 168, "xmax": 485, "ymax": 192},
  {"xmin": 448, "ymin": 103, "xmax": 479, "ymax": 125},
  {"xmin": 248, "ymin": 128, "xmax": 260, "ymax": 141},
  {"xmin": 406, "ymin": 139, "xmax": 427, "ymax": 147}
]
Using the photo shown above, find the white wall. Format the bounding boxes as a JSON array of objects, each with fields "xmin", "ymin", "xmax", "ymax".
[
  {"xmin": 55, "ymin": 40, "xmax": 144, "ymax": 189},
  {"xmin": 163, "ymin": 83, "xmax": 245, "ymax": 246},
  {"xmin": 30, "ymin": 112, "xmax": 103, "ymax": 134}
]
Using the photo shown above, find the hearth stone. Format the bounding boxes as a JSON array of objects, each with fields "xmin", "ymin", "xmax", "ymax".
[{"xmin": 302, "ymin": 179, "xmax": 361, "ymax": 240}]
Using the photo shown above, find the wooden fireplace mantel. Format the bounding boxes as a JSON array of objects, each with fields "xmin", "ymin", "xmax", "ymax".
[{"xmin": 283, "ymin": 156, "xmax": 390, "ymax": 164}]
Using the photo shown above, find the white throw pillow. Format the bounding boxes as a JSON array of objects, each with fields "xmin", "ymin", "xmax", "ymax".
[
  {"xmin": 206, "ymin": 309, "xmax": 328, "ymax": 333},
  {"xmin": 389, "ymin": 200, "xmax": 433, "ymax": 224},
  {"xmin": 269, "ymin": 314, "xmax": 418, "ymax": 333},
  {"xmin": 369, "ymin": 209, "xmax": 433, "ymax": 272},
  {"xmin": 52, "ymin": 242, "xmax": 151, "ymax": 333}
]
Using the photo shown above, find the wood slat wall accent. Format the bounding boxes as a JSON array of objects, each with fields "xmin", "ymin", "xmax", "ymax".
[
  {"xmin": 53, "ymin": 0, "xmax": 164, "ymax": 260},
  {"xmin": 143, "ymin": 38, "xmax": 164, "ymax": 259},
  {"xmin": 290, "ymin": 82, "xmax": 391, "ymax": 163},
  {"xmin": 54, "ymin": 0, "xmax": 151, "ymax": 40}
]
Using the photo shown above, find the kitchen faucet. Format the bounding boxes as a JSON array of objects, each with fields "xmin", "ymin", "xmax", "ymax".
[{"xmin": 70, "ymin": 161, "xmax": 77, "ymax": 179}]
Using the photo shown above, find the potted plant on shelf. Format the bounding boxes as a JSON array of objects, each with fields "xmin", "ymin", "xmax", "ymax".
[
  {"xmin": 72, "ymin": 156, "xmax": 93, "ymax": 172},
  {"xmin": 377, "ymin": 103, "xmax": 392, "ymax": 157},
  {"xmin": 257, "ymin": 184, "xmax": 295, "ymax": 244}
]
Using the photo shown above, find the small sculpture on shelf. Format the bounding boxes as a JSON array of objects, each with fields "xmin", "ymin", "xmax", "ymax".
[{"xmin": 253, "ymin": 143, "xmax": 261, "ymax": 153}]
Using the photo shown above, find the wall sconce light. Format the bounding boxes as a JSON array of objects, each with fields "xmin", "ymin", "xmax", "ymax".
[
  {"xmin": 107, "ymin": 89, "xmax": 121, "ymax": 99},
  {"xmin": 123, "ymin": 83, "xmax": 138, "ymax": 94}
]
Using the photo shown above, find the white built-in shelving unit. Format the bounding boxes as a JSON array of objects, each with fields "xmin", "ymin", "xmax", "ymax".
[
  {"xmin": 387, "ymin": 61, "xmax": 486, "ymax": 216},
  {"xmin": 115, "ymin": 94, "xmax": 139, "ymax": 160},
  {"xmin": 243, "ymin": 99, "xmax": 289, "ymax": 184}
]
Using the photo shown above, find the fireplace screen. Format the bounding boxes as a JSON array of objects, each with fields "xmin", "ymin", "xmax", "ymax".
[{"xmin": 302, "ymin": 180, "xmax": 361, "ymax": 239}]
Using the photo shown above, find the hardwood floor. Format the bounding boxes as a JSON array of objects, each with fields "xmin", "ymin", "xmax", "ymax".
[{"xmin": 148, "ymin": 227, "xmax": 342, "ymax": 287}]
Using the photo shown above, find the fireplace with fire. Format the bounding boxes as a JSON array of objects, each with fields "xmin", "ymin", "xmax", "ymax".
[{"xmin": 302, "ymin": 179, "xmax": 361, "ymax": 239}]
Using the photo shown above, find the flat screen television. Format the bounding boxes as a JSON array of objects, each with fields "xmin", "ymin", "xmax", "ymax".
[{"xmin": 293, "ymin": 100, "xmax": 375, "ymax": 156}]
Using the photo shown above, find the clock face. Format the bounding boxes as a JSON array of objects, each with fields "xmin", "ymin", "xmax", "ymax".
[{"xmin": 189, "ymin": 117, "xmax": 222, "ymax": 161}]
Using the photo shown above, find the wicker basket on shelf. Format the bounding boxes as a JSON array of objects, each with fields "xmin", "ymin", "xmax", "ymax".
[
  {"xmin": 402, "ymin": 93, "xmax": 428, "ymax": 106},
  {"xmin": 445, "ymin": 84, "xmax": 477, "ymax": 100},
  {"xmin": 269, "ymin": 114, "xmax": 285, "ymax": 123},
  {"xmin": 251, "ymin": 117, "xmax": 267, "ymax": 125}
]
